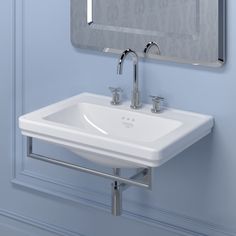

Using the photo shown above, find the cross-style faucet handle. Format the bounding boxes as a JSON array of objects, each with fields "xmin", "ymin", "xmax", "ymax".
[
  {"xmin": 109, "ymin": 87, "xmax": 123, "ymax": 105},
  {"xmin": 149, "ymin": 95, "xmax": 164, "ymax": 113}
]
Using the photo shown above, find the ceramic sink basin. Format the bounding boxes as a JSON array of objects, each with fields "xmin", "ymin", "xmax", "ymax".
[{"xmin": 19, "ymin": 93, "xmax": 214, "ymax": 168}]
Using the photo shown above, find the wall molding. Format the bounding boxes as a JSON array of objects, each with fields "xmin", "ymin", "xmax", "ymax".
[
  {"xmin": 0, "ymin": 208, "xmax": 84, "ymax": 236},
  {"xmin": 10, "ymin": 1, "xmax": 235, "ymax": 236}
]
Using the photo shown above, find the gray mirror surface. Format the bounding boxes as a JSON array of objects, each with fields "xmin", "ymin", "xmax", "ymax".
[{"xmin": 71, "ymin": 0, "xmax": 225, "ymax": 67}]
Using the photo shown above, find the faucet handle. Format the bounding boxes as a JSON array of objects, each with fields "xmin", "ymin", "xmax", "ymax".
[
  {"xmin": 149, "ymin": 95, "xmax": 164, "ymax": 113},
  {"xmin": 109, "ymin": 87, "xmax": 123, "ymax": 105}
]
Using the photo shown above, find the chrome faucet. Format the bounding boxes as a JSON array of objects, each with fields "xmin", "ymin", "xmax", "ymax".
[
  {"xmin": 117, "ymin": 49, "xmax": 141, "ymax": 109},
  {"xmin": 144, "ymin": 41, "xmax": 161, "ymax": 55}
]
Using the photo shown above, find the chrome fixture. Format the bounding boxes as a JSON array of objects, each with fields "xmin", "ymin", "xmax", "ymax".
[
  {"xmin": 145, "ymin": 43, "xmax": 163, "ymax": 113},
  {"xmin": 117, "ymin": 49, "xmax": 141, "ymax": 109},
  {"xmin": 111, "ymin": 167, "xmax": 152, "ymax": 216},
  {"xmin": 150, "ymin": 96, "xmax": 164, "ymax": 113},
  {"xmin": 109, "ymin": 87, "xmax": 123, "ymax": 105},
  {"xmin": 112, "ymin": 168, "xmax": 122, "ymax": 216},
  {"xmin": 144, "ymin": 41, "xmax": 161, "ymax": 55},
  {"xmin": 27, "ymin": 137, "xmax": 152, "ymax": 216}
]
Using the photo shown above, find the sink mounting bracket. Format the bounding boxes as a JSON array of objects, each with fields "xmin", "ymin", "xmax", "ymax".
[{"xmin": 26, "ymin": 137, "xmax": 152, "ymax": 216}]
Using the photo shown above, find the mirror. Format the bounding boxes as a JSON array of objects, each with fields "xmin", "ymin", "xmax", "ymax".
[{"xmin": 71, "ymin": 0, "xmax": 225, "ymax": 67}]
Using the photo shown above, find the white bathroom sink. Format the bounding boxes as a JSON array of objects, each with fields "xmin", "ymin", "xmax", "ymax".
[{"xmin": 19, "ymin": 93, "xmax": 214, "ymax": 168}]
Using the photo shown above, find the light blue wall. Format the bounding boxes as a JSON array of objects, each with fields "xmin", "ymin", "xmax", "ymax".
[{"xmin": 1, "ymin": 0, "xmax": 236, "ymax": 236}]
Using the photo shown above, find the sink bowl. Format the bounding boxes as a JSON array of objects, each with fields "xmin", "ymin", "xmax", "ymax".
[{"xmin": 19, "ymin": 93, "xmax": 214, "ymax": 168}]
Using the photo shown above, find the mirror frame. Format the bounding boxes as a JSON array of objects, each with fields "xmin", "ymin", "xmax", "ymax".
[{"xmin": 71, "ymin": 0, "xmax": 226, "ymax": 67}]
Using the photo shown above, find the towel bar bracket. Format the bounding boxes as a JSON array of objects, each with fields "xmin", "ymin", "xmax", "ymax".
[
  {"xmin": 26, "ymin": 136, "xmax": 152, "ymax": 216},
  {"xmin": 26, "ymin": 137, "xmax": 152, "ymax": 189}
]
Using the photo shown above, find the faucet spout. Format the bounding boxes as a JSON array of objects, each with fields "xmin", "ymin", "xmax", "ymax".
[
  {"xmin": 144, "ymin": 41, "xmax": 161, "ymax": 55},
  {"xmin": 117, "ymin": 49, "xmax": 141, "ymax": 109}
]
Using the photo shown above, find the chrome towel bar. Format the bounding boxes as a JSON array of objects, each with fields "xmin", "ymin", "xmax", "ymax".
[{"xmin": 26, "ymin": 137, "xmax": 152, "ymax": 189}]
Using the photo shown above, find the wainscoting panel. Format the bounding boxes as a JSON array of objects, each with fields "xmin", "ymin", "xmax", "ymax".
[{"xmin": 0, "ymin": 208, "xmax": 83, "ymax": 236}]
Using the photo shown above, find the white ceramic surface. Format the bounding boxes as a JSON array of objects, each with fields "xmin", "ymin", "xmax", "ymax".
[{"xmin": 19, "ymin": 93, "xmax": 214, "ymax": 168}]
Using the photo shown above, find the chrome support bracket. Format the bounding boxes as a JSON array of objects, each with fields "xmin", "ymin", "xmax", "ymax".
[
  {"xmin": 27, "ymin": 137, "xmax": 151, "ymax": 188},
  {"xmin": 26, "ymin": 137, "xmax": 152, "ymax": 215}
]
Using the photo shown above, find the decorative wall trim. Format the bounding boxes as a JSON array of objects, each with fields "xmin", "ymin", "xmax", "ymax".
[
  {"xmin": 0, "ymin": 208, "xmax": 84, "ymax": 236},
  {"xmin": 10, "ymin": 1, "xmax": 235, "ymax": 236},
  {"xmin": 10, "ymin": 177, "xmax": 236, "ymax": 236}
]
